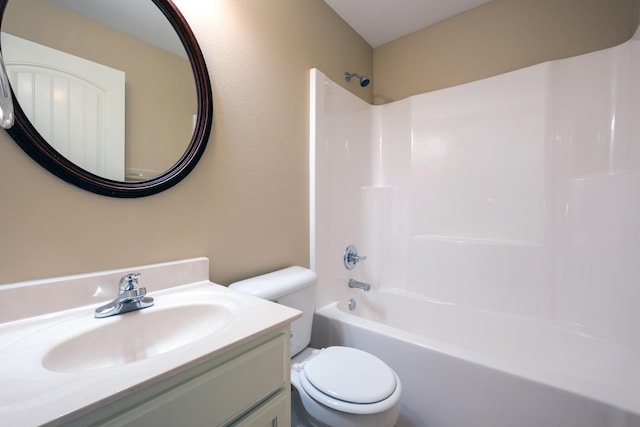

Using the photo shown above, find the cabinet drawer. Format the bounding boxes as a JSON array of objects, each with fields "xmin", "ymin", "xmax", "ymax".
[
  {"xmin": 101, "ymin": 333, "xmax": 288, "ymax": 426},
  {"xmin": 231, "ymin": 390, "xmax": 289, "ymax": 427}
]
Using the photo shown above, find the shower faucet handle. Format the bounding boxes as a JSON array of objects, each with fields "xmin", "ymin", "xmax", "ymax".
[{"xmin": 344, "ymin": 245, "xmax": 367, "ymax": 270}]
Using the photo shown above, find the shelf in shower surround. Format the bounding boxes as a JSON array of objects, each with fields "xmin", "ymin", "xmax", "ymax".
[{"xmin": 412, "ymin": 235, "xmax": 540, "ymax": 247}]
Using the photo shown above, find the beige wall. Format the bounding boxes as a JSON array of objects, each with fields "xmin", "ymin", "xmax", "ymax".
[
  {"xmin": 0, "ymin": 0, "xmax": 372, "ymax": 285},
  {"xmin": 374, "ymin": 0, "xmax": 640, "ymax": 103},
  {"xmin": 0, "ymin": 0, "xmax": 636, "ymax": 287}
]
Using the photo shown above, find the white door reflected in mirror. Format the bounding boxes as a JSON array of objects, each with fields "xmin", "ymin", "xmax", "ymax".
[{"xmin": 2, "ymin": 33, "xmax": 125, "ymax": 180}]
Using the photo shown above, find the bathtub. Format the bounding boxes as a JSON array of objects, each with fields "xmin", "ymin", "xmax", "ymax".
[{"xmin": 310, "ymin": 289, "xmax": 640, "ymax": 427}]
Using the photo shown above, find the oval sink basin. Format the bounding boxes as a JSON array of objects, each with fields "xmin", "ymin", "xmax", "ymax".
[{"xmin": 42, "ymin": 304, "xmax": 233, "ymax": 372}]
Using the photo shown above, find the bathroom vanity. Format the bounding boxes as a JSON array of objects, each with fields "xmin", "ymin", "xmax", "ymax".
[
  {"xmin": 70, "ymin": 328, "xmax": 291, "ymax": 427},
  {"xmin": 0, "ymin": 258, "xmax": 300, "ymax": 426}
]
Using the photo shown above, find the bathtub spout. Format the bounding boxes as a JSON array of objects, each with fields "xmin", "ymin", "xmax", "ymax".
[{"xmin": 348, "ymin": 279, "xmax": 371, "ymax": 292}]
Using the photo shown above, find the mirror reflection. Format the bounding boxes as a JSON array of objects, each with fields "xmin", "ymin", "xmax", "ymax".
[{"xmin": 1, "ymin": 0, "xmax": 197, "ymax": 182}]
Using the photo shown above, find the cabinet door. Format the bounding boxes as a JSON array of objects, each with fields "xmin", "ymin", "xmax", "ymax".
[
  {"xmin": 231, "ymin": 391, "xmax": 289, "ymax": 427},
  {"xmin": 99, "ymin": 334, "xmax": 287, "ymax": 427}
]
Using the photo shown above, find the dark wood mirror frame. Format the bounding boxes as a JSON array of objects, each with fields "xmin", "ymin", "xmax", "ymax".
[{"xmin": 0, "ymin": 0, "xmax": 212, "ymax": 198}]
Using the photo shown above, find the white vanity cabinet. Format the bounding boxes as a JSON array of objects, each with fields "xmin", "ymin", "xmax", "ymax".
[{"xmin": 66, "ymin": 328, "xmax": 291, "ymax": 427}]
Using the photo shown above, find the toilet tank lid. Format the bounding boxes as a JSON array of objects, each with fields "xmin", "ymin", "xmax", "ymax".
[{"xmin": 228, "ymin": 266, "xmax": 317, "ymax": 300}]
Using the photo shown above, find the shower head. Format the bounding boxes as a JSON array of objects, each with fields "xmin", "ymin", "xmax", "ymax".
[{"xmin": 345, "ymin": 72, "xmax": 370, "ymax": 88}]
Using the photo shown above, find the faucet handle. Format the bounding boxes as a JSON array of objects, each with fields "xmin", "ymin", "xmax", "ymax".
[
  {"xmin": 344, "ymin": 245, "xmax": 367, "ymax": 270},
  {"xmin": 118, "ymin": 272, "xmax": 141, "ymax": 292}
]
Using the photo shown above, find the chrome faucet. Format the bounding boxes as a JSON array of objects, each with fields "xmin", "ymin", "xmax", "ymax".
[
  {"xmin": 348, "ymin": 278, "xmax": 371, "ymax": 292},
  {"xmin": 94, "ymin": 273, "xmax": 154, "ymax": 318}
]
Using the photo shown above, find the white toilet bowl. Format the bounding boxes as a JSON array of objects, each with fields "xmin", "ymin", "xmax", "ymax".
[
  {"xmin": 228, "ymin": 267, "xmax": 402, "ymax": 426},
  {"xmin": 291, "ymin": 346, "xmax": 402, "ymax": 427}
]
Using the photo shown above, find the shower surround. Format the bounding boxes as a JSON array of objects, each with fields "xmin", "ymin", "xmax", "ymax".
[{"xmin": 310, "ymin": 29, "xmax": 640, "ymax": 426}]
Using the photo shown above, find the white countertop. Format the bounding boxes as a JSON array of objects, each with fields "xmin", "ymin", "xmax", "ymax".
[{"xmin": 0, "ymin": 258, "xmax": 300, "ymax": 426}]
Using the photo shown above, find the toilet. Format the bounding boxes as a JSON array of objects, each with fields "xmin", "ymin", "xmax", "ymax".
[{"xmin": 229, "ymin": 266, "xmax": 401, "ymax": 427}]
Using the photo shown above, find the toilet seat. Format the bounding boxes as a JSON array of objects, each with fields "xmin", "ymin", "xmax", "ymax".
[{"xmin": 298, "ymin": 346, "xmax": 401, "ymax": 415}]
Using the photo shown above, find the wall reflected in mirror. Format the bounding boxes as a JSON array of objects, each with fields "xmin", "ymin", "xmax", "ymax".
[{"xmin": 1, "ymin": 0, "xmax": 197, "ymax": 182}]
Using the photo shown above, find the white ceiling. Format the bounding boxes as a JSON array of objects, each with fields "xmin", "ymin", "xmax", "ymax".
[
  {"xmin": 51, "ymin": 0, "xmax": 493, "ymax": 56},
  {"xmin": 323, "ymin": 0, "xmax": 493, "ymax": 48}
]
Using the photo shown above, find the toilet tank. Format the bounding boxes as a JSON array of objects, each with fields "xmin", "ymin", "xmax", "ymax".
[{"xmin": 228, "ymin": 266, "xmax": 317, "ymax": 356}]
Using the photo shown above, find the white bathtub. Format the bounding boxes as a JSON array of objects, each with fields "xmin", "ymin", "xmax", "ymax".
[{"xmin": 310, "ymin": 289, "xmax": 640, "ymax": 427}]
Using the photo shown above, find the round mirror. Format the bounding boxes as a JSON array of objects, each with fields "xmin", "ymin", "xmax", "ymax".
[{"xmin": 0, "ymin": 0, "xmax": 212, "ymax": 197}]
